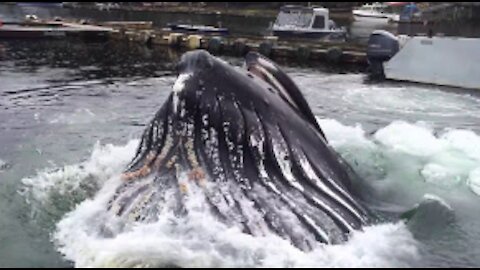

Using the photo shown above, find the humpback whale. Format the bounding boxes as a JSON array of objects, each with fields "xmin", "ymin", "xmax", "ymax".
[{"xmin": 107, "ymin": 50, "xmax": 370, "ymax": 251}]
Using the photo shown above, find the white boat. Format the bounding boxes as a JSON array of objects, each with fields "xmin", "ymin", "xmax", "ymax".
[
  {"xmin": 367, "ymin": 30, "xmax": 480, "ymax": 90},
  {"xmin": 353, "ymin": 2, "xmax": 400, "ymax": 23},
  {"xmin": 272, "ymin": 5, "xmax": 347, "ymax": 41}
]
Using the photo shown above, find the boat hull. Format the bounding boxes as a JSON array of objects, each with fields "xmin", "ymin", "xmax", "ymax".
[
  {"xmin": 0, "ymin": 23, "xmax": 113, "ymax": 40},
  {"xmin": 353, "ymin": 12, "xmax": 399, "ymax": 23},
  {"xmin": 273, "ymin": 29, "xmax": 346, "ymax": 41},
  {"xmin": 384, "ymin": 36, "xmax": 480, "ymax": 89},
  {"xmin": 167, "ymin": 24, "xmax": 229, "ymax": 35}
]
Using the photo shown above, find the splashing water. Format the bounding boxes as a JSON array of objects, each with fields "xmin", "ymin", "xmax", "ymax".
[
  {"xmin": 19, "ymin": 118, "xmax": 480, "ymax": 267},
  {"xmin": 318, "ymin": 119, "xmax": 480, "ymax": 197},
  {"xmin": 20, "ymin": 140, "xmax": 139, "ymax": 224},
  {"xmin": 0, "ymin": 159, "xmax": 7, "ymax": 171}
]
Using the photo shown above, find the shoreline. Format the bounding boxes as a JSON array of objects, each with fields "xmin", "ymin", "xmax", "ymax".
[{"xmin": 62, "ymin": 3, "xmax": 354, "ymax": 21}]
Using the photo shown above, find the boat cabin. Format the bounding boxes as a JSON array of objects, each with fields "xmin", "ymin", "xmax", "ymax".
[
  {"xmin": 272, "ymin": 5, "xmax": 346, "ymax": 40},
  {"xmin": 273, "ymin": 5, "xmax": 336, "ymax": 31}
]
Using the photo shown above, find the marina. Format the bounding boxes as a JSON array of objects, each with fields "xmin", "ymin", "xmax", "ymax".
[{"xmin": 0, "ymin": 17, "xmax": 369, "ymax": 66}]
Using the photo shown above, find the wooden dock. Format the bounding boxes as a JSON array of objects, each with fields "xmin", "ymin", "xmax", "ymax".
[
  {"xmin": 108, "ymin": 25, "xmax": 368, "ymax": 66},
  {"xmin": 0, "ymin": 20, "xmax": 114, "ymax": 39}
]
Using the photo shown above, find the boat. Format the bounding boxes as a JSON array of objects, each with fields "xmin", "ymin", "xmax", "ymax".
[
  {"xmin": 166, "ymin": 23, "xmax": 229, "ymax": 35},
  {"xmin": 367, "ymin": 30, "xmax": 480, "ymax": 90},
  {"xmin": 95, "ymin": 3, "xmax": 120, "ymax": 11},
  {"xmin": 16, "ymin": 2, "xmax": 64, "ymax": 8},
  {"xmin": 0, "ymin": 16, "xmax": 114, "ymax": 40},
  {"xmin": 353, "ymin": 2, "xmax": 400, "ymax": 23},
  {"xmin": 271, "ymin": 5, "xmax": 347, "ymax": 41}
]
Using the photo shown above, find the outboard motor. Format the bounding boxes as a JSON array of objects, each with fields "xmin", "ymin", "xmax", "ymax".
[{"xmin": 367, "ymin": 30, "xmax": 399, "ymax": 78}]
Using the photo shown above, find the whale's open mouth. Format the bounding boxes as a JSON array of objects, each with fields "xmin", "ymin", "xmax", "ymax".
[{"xmin": 106, "ymin": 50, "xmax": 370, "ymax": 251}]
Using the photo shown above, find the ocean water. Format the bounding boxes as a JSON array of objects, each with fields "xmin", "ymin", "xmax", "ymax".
[
  {"xmin": 1, "ymin": 9, "xmax": 480, "ymax": 266},
  {"xmin": 1, "ymin": 38, "xmax": 479, "ymax": 267}
]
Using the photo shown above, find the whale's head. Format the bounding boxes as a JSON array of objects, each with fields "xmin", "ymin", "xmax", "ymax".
[{"xmin": 109, "ymin": 50, "xmax": 370, "ymax": 251}]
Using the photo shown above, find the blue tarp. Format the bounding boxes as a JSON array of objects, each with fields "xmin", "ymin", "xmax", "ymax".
[{"xmin": 400, "ymin": 3, "xmax": 419, "ymax": 21}]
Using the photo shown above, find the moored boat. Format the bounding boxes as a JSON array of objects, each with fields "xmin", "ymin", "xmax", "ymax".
[
  {"xmin": 166, "ymin": 23, "xmax": 229, "ymax": 35},
  {"xmin": 271, "ymin": 5, "xmax": 347, "ymax": 42},
  {"xmin": 367, "ymin": 30, "xmax": 480, "ymax": 89},
  {"xmin": 353, "ymin": 2, "xmax": 400, "ymax": 23}
]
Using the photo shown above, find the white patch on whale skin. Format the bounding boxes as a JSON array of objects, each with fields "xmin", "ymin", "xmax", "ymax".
[
  {"xmin": 271, "ymin": 141, "xmax": 303, "ymax": 192},
  {"xmin": 298, "ymin": 155, "xmax": 365, "ymax": 223},
  {"xmin": 173, "ymin": 73, "xmax": 193, "ymax": 94},
  {"xmin": 249, "ymin": 132, "xmax": 273, "ymax": 188},
  {"xmin": 172, "ymin": 73, "xmax": 192, "ymax": 113},
  {"xmin": 258, "ymin": 57, "xmax": 278, "ymax": 72}
]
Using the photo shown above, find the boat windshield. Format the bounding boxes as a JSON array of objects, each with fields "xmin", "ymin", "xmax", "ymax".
[{"xmin": 274, "ymin": 10, "xmax": 313, "ymax": 28}]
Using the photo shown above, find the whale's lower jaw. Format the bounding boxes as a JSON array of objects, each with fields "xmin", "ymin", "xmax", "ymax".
[{"xmin": 107, "ymin": 50, "xmax": 370, "ymax": 251}]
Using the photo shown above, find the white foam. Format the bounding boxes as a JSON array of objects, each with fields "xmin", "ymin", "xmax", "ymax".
[
  {"xmin": 53, "ymin": 177, "xmax": 418, "ymax": 267},
  {"xmin": 30, "ymin": 119, "xmax": 480, "ymax": 267},
  {"xmin": 21, "ymin": 140, "xmax": 139, "ymax": 214},
  {"xmin": 467, "ymin": 168, "xmax": 480, "ymax": 196},
  {"xmin": 318, "ymin": 119, "xmax": 480, "ymax": 192},
  {"xmin": 421, "ymin": 163, "xmax": 463, "ymax": 187},
  {"xmin": 319, "ymin": 118, "xmax": 374, "ymax": 149},
  {"xmin": 318, "ymin": 118, "xmax": 384, "ymax": 179},
  {"xmin": 374, "ymin": 121, "xmax": 445, "ymax": 157},
  {"xmin": 49, "ymin": 108, "xmax": 98, "ymax": 125},
  {"xmin": 441, "ymin": 129, "xmax": 480, "ymax": 161},
  {"xmin": 15, "ymin": 137, "xmax": 418, "ymax": 267}
]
